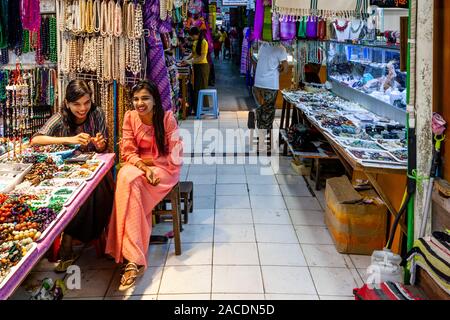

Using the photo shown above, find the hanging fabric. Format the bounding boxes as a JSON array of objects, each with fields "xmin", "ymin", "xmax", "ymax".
[
  {"xmin": 280, "ymin": 16, "xmax": 296, "ymax": 41},
  {"xmin": 272, "ymin": 11, "xmax": 280, "ymax": 41},
  {"xmin": 297, "ymin": 16, "xmax": 306, "ymax": 39},
  {"xmin": 306, "ymin": 15, "xmax": 318, "ymax": 40},
  {"xmin": 262, "ymin": 5, "xmax": 272, "ymax": 42},
  {"xmin": 253, "ymin": 0, "xmax": 264, "ymax": 40},
  {"xmin": 273, "ymin": 0, "xmax": 310, "ymax": 17},
  {"xmin": 144, "ymin": 0, "xmax": 174, "ymax": 111},
  {"xmin": 20, "ymin": 0, "xmax": 41, "ymax": 32},
  {"xmin": 317, "ymin": 17, "xmax": 326, "ymax": 40}
]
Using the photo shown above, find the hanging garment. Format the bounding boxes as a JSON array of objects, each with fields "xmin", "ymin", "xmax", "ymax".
[
  {"xmin": 144, "ymin": 0, "xmax": 173, "ymax": 111},
  {"xmin": 297, "ymin": 16, "xmax": 307, "ymax": 39},
  {"xmin": 262, "ymin": 6, "xmax": 272, "ymax": 42},
  {"xmin": 306, "ymin": 16, "xmax": 318, "ymax": 40},
  {"xmin": 280, "ymin": 16, "xmax": 296, "ymax": 41},
  {"xmin": 240, "ymin": 27, "xmax": 250, "ymax": 74},
  {"xmin": 317, "ymin": 17, "xmax": 326, "ymax": 40},
  {"xmin": 272, "ymin": 12, "xmax": 280, "ymax": 41},
  {"xmin": 253, "ymin": 0, "xmax": 264, "ymax": 41}
]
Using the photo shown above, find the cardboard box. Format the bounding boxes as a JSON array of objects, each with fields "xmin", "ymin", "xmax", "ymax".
[
  {"xmin": 290, "ymin": 160, "xmax": 311, "ymax": 176},
  {"xmin": 325, "ymin": 176, "xmax": 388, "ymax": 255}
]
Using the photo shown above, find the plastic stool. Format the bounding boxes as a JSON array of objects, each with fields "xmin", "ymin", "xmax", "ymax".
[{"xmin": 196, "ymin": 89, "xmax": 219, "ymax": 119}]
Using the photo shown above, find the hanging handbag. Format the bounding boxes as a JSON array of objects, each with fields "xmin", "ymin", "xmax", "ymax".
[
  {"xmin": 262, "ymin": 6, "xmax": 273, "ymax": 42},
  {"xmin": 317, "ymin": 17, "xmax": 326, "ymax": 40},
  {"xmin": 280, "ymin": 16, "xmax": 296, "ymax": 41},
  {"xmin": 297, "ymin": 16, "xmax": 307, "ymax": 39},
  {"xmin": 272, "ymin": 12, "xmax": 280, "ymax": 41},
  {"xmin": 306, "ymin": 16, "xmax": 318, "ymax": 40}
]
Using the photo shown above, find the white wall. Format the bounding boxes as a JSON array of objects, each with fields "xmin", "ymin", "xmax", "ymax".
[{"xmin": 380, "ymin": 8, "xmax": 409, "ymax": 32}]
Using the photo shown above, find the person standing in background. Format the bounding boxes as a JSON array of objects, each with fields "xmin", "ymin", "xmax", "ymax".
[
  {"xmin": 252, "ymin": 42, "xmax": 288, "ymax": 130},
  {"xmin": 182, "ymin": 26, "xmax": 210, "ymax": 116}
]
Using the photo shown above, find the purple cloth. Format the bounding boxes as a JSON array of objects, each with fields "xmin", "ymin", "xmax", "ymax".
[
  {"xmin": 240, "ymin": 27, "xmax": 250, "ymax": 74},
  {"xmin": 306, "ymin": 16, "xmax": 318, "ymax": 40},
  {"xmin": 143, "ymin": 0, "xmax": 173, "ymax": 111},
  {"xmin": 280, "ymin": 17, "xmax": 296, "ymax": 41},
  {"xmin": 253, "ymin": 0, "xmax": 264, "ymax": 41}
]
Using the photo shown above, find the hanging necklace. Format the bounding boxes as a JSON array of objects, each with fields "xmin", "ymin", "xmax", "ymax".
[
  {"xmin": 334, "ymin": 19, "xmax": 349, "ymax": 32},
  {"xmin": 350, "ymin": 19, "xmax": 363, "ymax": 33}
]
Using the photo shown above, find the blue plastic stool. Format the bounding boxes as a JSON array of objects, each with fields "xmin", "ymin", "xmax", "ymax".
[{"xmin": 196, "ymin": 89, "xmax": 219, "ymax": 119}]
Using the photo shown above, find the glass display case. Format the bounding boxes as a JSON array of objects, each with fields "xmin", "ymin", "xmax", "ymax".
[{"xmin": 326, "ymin": 41, "xmax": 407, "ymax": 124}]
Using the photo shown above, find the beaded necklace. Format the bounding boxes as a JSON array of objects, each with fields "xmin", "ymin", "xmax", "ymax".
[
  {"xmin": 86, "ymin": 0, "xmax": 94, "ymax": 33},
  {"xmin": 49, "ymin": 16, "xmax": 57, "ymax": 63},
  {"xmin": 20, "ymin": 0, "xmax": 41, "ymax": 32},
  {"xmin": 333, "ymin": 19, "xmax": 349, "ymax": 32},
  {"xmin": 113, "ymin": 1, "xmax": 122, "ymax": 37},
  {"xmin": 22, "ymin": 30, "xmax": 30, "ymax": 53}
]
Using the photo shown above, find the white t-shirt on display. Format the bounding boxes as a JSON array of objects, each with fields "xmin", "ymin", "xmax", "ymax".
[
  {"xmin": 254, "ymin": 43, "xmax": 288, "ymax": 90},
  {"xmin": 333, "ymin": 19, "xmax": 350, "ymax": 42},
  {"xmin": 349, "ymin": 19, "xmax": 363, "ymax": 41}
]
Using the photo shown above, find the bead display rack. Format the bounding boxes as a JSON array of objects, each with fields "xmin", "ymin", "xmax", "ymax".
[{"xmin": 55, "ymin": 0, "xmax": 147, "ymax": 158}]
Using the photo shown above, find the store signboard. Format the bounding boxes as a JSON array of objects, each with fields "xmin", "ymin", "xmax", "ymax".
[
  {"xmin": 370, "ymin": 0, "xmax": 408, "ymax": 8},
  {"xmin": 222, "ymin": 0, "xmax": 248, "ymax": 6}
]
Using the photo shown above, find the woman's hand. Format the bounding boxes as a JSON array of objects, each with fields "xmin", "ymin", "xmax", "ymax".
[
  {"xmin": 68, "ymin": 133, "xmax": 91, "ymax": 146},
  {"xmin": 143, "ymin": 166, "xmax": 160, "ymax": 186},
  {"xmin": 91, "ymin": 133, "xmax": 107, "ymax": 151}
]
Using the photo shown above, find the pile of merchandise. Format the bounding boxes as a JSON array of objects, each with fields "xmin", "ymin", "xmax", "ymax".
[
  {"xmin": 283, "ymin": 89, "xmax": 407, "ymax": 165},
  {"xmin": 0, "ymin": 146, "xmax": 104, "ymax": 287}
]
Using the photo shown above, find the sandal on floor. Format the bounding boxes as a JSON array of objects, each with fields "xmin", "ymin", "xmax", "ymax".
[
  {"xmin": 119, "ymin": 262, "xmax": 143, "ymax": 291},
  {"xmin": 54, "ymin": 253, "xmax": 80, "ymax": 273},
  {"xmin": 149, "ymin": 235, "xmax": 168, "ymax": 244}
]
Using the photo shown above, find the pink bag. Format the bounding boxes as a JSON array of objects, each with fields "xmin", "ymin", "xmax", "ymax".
[
  {"xmin": 280, "ymin": 16, "xmax": 297, "ymax": 41},
  {"xmin": 306, "ymin": 16, "xmax": 318, "ymax": 39}
]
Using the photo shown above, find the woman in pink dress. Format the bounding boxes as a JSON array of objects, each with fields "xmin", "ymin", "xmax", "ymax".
[{"xmin": 105, "ymin": 80, "xmax": 183, "ymax": 290}]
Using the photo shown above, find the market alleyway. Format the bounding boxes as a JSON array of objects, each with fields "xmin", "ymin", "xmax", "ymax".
[
  {"xmin": 11, "ymin": 110, "xmax": 371, "ymax": 300},
  {"xmin": 213, "ymin": 59, "xmax": 254, "ymax": 112}
]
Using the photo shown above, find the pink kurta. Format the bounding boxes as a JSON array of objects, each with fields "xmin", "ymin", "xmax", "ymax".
[{"xmin": 105, "ymin": 110, "xmax": 183, "ymax": 268}]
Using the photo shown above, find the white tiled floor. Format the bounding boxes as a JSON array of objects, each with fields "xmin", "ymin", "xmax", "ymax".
[{"xmin": 11, "ymin": 112, "xmax": 366, "ymax": 300}]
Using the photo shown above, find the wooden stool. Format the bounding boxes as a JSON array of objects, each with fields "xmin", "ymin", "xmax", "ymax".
[
  {"xmin": 153, "ymin": 183, "xmax": 182, "ymax": 255},
  {"xmin": 180, "ymin": 181, "xmax": 193, "ymax": 224}
]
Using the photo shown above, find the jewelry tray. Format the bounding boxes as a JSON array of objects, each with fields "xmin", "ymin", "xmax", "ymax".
[
  {"xmin": 35, "ymin": 208, "xmax": 67, "ymax": 242},
  {"xmin": 0, "ymin": 242, "xmax": 38, "ymax": 290},
  {"xmin": 346, "ymin": 147, "xmax": 401, "ymax": 165}
]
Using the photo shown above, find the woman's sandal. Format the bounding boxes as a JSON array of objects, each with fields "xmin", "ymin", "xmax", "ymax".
[{"xmin": 118, "ymin": 262, "xmax": 143, "ymax": 291}]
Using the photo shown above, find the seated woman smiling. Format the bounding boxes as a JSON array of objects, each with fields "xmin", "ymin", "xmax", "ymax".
[
  {"xmin": 31, "ymin": 79, "xmax": 114, "ymax": 272},
  {"xmin": 105, "ymin": 80, "xmax": 183, "ymax": 291}
]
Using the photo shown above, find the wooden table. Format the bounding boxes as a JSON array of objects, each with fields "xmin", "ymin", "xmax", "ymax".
[{"xmin": 280, "ymin": 93, "xmax": 408, "ymax": 235}]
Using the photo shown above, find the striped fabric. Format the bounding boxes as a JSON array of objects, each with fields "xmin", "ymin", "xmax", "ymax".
[
  {"xmin": 353, "ymin": 282, "xmax": 423, "ymax": 300},
  {"xmin": 407, "ymin": 231, "xmax": 450, "ymax": 295},
  {"xmin": 33, "ymin": 108, "xmax": 108, "ymax": 152},
  {"xmin": 143, "ymin": 0, "xmax": 173, "ymax": 111}
]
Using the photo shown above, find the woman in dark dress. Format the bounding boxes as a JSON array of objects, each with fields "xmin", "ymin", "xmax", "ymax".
[{"xmin": 31, "ymin": 79, "xmax": 114, "ymax": 272}]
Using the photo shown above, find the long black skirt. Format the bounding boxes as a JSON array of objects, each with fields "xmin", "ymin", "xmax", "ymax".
[{"xmin": 64, "ymin": 170, "xmax": 115, "ymax": 243}]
